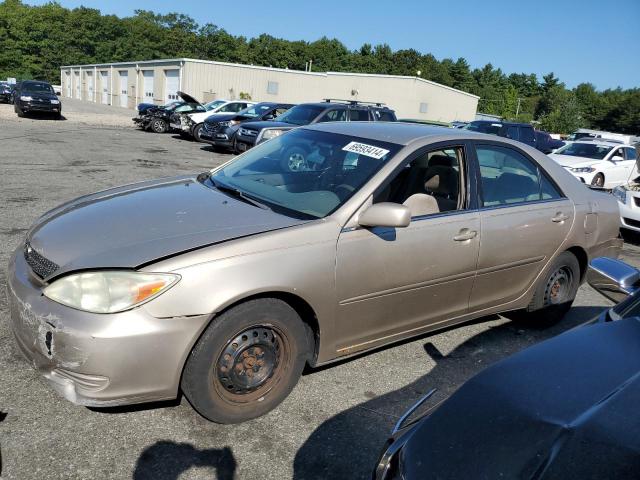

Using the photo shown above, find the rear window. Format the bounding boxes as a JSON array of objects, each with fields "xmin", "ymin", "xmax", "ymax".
[{"xmin": 465, "ymin": 122, "xmax": 503, "ymax": 135}]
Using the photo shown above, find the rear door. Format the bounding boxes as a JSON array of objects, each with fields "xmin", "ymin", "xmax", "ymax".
[{"xmin": 469, "ymin": 142, "xmax": 573, "ymax": 310}]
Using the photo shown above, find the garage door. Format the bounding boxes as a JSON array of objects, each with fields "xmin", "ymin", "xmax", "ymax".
[
  {"xmin": 65, "ymin": 71, "xmax": 71, "ymax": 97},
  {"xmin": 100, "ymin": 71, "xmax": 109, "ymax": 104},
  {"xmin": 86, "ymin": 72, "xmax": 94, "ymax": 101},
  {"xmin": 119, "ymin": 71, "xmax": 128, "ymax": 108},
  {"xmin": 74, "ymin": 72, "xmax": 80, "ymax": 99},
  {"xmin": 165, "ymin": 69, "xmax": 179, "ymax": 103},
  {"xmin": 143, "ymin": 71, "xmax": 154, "ymax": 101}
]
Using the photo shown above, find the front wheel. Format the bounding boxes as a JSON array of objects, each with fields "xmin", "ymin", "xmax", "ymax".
[
  {"xmin": 150, "ymin": 118, "xmax": 168, "ymax": 133},
  {"xmin": 591, "ymin": 173, "xmax": 605, "ymax": 188},
  {"xmin": 192, "ymin": 123, "xmax": 204, "ymax": 142},
  {"xmin": 15, "ymin": 104, "xmax": 24, "ymax": 117},
  {"xmin": 181, "ymin": 298, "xmax": 310, "ymax": 424}
]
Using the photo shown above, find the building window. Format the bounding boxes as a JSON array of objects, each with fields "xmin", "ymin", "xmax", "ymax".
[
  {"xmin": 419, "ymin": 102, "xmax": 428, "ymax": 114},
  {"xmin": 267, "ymin": 81, "xmax": 279, "ymax": 95}
]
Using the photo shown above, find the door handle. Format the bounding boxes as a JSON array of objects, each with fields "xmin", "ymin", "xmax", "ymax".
[
  {"xmin": 453, "ymin": 229, "xmax": 478, "ymax": 242},
  {"xmin": 551, "ymin": 213, "xmax": 569, "ymax": 223}
]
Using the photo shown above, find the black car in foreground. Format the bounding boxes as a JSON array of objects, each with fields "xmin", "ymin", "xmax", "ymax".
[
  {"xmin": 13, "ymin": 80, "xmax": 61, "ymax": 118},
  {"xmin": 0, "ymin": 81, "xmax": 12, "ymax": 103},
  {"xmin": 233, "ymin": 100, "xmax": 397, "ymax": 159},
  {"xmin": 200, "ymin": 102, "xmax": 295, "ymax": 150},
  {"xmin": 133, "ymin": 92, "xmax": 204, "ymax": 133},
  {"xmin": 374, "ymin": 256, "xmax": 640, "ymax": 480}
]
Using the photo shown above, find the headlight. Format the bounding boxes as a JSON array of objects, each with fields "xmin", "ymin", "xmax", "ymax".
[
  {"xmin": 218, "ymin": 121, "xmax": 231, "ymax": 127},
  {"xmin": 43, "ymin": 271, "xmax": 180, "ymax": 313},
  {"xmin": 259, "ymin": 129, "xmax": 286, "ymax": 142},
  {"xmin": 571, "ymin": 167, "xmax": 596, "ymax": 173},
  {"xmin": 50, "ymin": 99, "xmax": 60, "ymax": 105},
  {"xmin": 20, "ymin": 95, "xmax": 32, "ymax": 101},
  {"xmin": 613, "ymin": 186, "xmax": 627, "ymax": 204}
]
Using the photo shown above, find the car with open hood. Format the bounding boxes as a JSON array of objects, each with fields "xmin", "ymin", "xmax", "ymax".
[
  {"xmin": 200, "ymin": 102, "xmax": 295, "ymax": 150},
  {"xmin": 13, "ymin": 80, "xmax": 61, "ymax": 118},
  {"xmin": 373, "ymin": 256, "xmax": 640, "ymax": 480},
  {"xmin": 233, "ymin": 99, "xmax": 397, "ymax": 160},
  {"xmin": 133, "ymin": 91, "xmax": 206, "ymax": 133},
  {"xmin": 8, "ymin": 122, "xmax": 621, "ymax": 424},
  {"xmin": 549, "ymin": 139, "xmax": 638, "ymax": 188},
  {"xmin": 170, "ymin": 100, "xmax": 257, "ymax": 141}
]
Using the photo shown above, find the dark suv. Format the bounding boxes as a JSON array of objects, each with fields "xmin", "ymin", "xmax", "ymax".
[
  {"xmin": 13, "ymin": 80, "xmax": 61, "ymax": 118},
  {"xmin": 465, "ymin": 120, "xmax": 537, "ymax": 149},
  {"xmin": 233, "ymin": 99, "xmax": 397, "ymax": 153}
]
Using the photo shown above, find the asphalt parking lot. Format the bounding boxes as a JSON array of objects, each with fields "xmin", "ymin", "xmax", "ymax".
[{"xmin": 0, "ymin": 100, "xmax": 638, "ymax": 480}]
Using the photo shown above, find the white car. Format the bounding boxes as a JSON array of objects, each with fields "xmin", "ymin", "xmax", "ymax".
[
  {"xmin": 548, "ymin": 140, "xmax": 638, "ymax": 188},
  {"xmin": 171, "ymin": 99, "xmax": 256, "ymax": 140},
  {"xmin": 612, "ymin": 183, "xmax": 640, "ymax": 232}
]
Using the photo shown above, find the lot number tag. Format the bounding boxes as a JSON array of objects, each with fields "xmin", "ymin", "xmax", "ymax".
[{"xmin": 342, "ymin": 142, "xmax": 390, "ymax": 159}]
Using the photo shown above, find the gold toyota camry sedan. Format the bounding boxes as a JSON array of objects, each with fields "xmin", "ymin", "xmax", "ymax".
[{"xmin": 7, "ymin": 122, "xmax": 621, "ymax": 423}]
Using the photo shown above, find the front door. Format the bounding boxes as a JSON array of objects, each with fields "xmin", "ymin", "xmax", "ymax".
[
  {"xmin": 469, "ymin": 142, "xmax": 573, "ymax": 310},
  {"xmin": 335, "ymin": 145, "xmax": 480, "ymax": 354}
]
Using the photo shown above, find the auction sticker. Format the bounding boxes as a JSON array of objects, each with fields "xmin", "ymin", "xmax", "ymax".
[{"xmin": 342, "ymin": 142, "xmax": 390, "ymax": 159}]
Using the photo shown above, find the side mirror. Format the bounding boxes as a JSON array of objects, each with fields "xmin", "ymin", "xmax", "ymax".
[
  {"xmin": 587, "ymin": 257, "xmax": 640, "ymax": 303},
  {"xmin": 358, "ymin": 203, "xmax": 411, "ymax": 229},
  {"xmin": 611, "ymin": 155, "xmax": 624, "ymax": 162}
]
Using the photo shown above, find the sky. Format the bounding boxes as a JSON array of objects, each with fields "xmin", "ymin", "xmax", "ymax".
[{"xmin": 25, "ymin": 0, "xmax": 640, "ymax": 90}]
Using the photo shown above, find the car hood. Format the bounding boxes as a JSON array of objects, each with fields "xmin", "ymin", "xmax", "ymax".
[
  {"xmin": 177, "ymin": 91, "xmax": 202, "ymax": 106},
  {"xmin": 23, "ymin": 91, "xmax": 58, "ymax": 101},
  {"xmin": 204, "ymin": 113, "xmax": 239, "ymax": 124},
  {"xmin": 27, "ymin": 176, "xmax": 307, "ymax": 280},
  {"xmin": 240, "ymin": 120, "xmax": 297, "ymax": 131},
  {"xmin": 400, "ymin": 318, "xmax": 640, "ymax": 479},
  {"xmin": 548, "ymin": 153, "xmax": 600, "ymax": 167}
]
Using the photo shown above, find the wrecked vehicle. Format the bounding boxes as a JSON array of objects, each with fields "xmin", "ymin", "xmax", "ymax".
[
  {"xmin": 200, "ymin": 102, "xmax": 295, "ymax": 150},
  {"xmin": 133, "ymin": 92, "xmax": 206, "ymax": 133},
  {"xmin": 374, "ymin": 257, "xmax": 640, "ymax": 480},
  {"xmin": 8, "ymin": 123, "xmax": 621, "ymax": 423},
  {"xmin": 170, "ymin": 100, "xmax": 256, "ymax": 141},
  {"xmin": 136, "ymin": 99, "xmax": 180, "ymax": 115}
]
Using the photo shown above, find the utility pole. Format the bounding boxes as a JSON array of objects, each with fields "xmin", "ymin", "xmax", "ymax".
[{"xmin": 515, "ymin": 97, "xmax": 521, "ymax": 119}]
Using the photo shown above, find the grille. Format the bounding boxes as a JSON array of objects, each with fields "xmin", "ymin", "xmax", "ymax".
[
  {"xmin": 239, "ymin": 128, "xmax": 258, "ymax": 137},
  {"xmin": 24, "ymin": 242, "xmax": 59, "ymax": 278},
  {"xmin": 204, "ymin": 122, "xmax": 220, "ymax": 133}
]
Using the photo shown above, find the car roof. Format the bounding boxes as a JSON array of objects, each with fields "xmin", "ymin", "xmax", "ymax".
[
  {"xmin": 304, "ymin": 121, "xmax": 485, "ymax": 146},
  {"xmin": 297, "ymin": 101, "xmax": 393, "ymax": 111},
  {"xmin": 471, "ymin": 119, "xmax": 532, "ymax": 127},
  {"xmin": 575, "ymin": 139, "xmax": 633, "ymax": 147}
]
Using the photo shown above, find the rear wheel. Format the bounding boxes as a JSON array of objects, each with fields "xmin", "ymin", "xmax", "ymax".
[
  {"xmin": 517, "ymin": 251, "xmax": 580, "ymax": 325},
  {"xmin": 591, "ymin": 173, "xmax": 605, "ymax": 188},
  {"xmin": 181, "ymin": 298, "xmax": 310, "ymax": 424}
]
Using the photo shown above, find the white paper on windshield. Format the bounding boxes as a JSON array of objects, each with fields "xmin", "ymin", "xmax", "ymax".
[{"xmin": 342, "ymin": 142, "xmax": 390, "ymax": 159}]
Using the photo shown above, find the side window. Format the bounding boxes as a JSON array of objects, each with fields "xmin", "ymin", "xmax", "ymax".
[
  {"xmin": 318, "ymin": 109, "xmax": 347, "ymax": 122},
  {"xmin": 221, "ymin": 103, "xmax": 244, "ymax": 113},
  {"xmin": 374, "ymin": 147, "xmax": 465, "ymax": 217},
  {"xmin": 506, "ymin": 126, "xmax": 519, "ymax": 140},
  {"xmin": 626, "ymin": 148, "xmax": 638, "ymax": 161},
  {"xmin": 349, "ymin": 109, "xmax": 370, "ymax": 121},
  {"xmin": 476, "ymin": 144, "xmax": 561, "ymax": 207},
  {"xmin": 373, "ymin": 110, "xmax": 395, "ymax": 122},
  {"xmin": 520, "ymin": 127, "xmax": 535, "ymax": 145},
  {"xmin": 612, "ymin": 148, "xmax": 625, "ymax": 160},
  {"xmin": 274, "ymin": 107, "xmax": 289, "ymax": 116}
]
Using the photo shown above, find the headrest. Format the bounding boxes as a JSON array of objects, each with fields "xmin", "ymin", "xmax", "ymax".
[
  {"xmin": 425, "ymin": 166, "xmax": 457, "ymax": 195},
  {"xmin": 428, "ymin": 154, "xmax": 456, "ymax": 167}
]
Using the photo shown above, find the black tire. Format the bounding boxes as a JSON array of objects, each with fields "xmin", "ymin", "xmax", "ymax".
[
  {"xmin": 181, "ymin": 298, "xmax": 310, "ymax": 424},
  {"xmin": 591, "ymin": 173, "xmax": 604, "ymax": 187},
  {"xmin": 54, "ymin": 112, "xmax": 62, "ymax": 120},
  {"xmin": 192, "ymin": 123, "xmax": 204, "ymax": 142},
  {"xmin": 150, "ymin": 118, "xmax": 168, "ymax": 133},
  {"xmin": 280, "ymin": 146, "xmax": 310, "ymax": 172},
  {"xmin": 15, "ymin": 104, "xmax": 24, "ymax": 117},
  {"xmin": 516, "ymin": 251, "xmax": 580, "ymax": 325}
]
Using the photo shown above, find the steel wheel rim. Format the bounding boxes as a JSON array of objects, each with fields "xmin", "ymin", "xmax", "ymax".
[
  {"xmin": 545, "ymin": 267, "xmax": 572, "ymax": 305},
  {"xmin": 214, "ymin": 325, "xmax": 288, "ymax": 403}
]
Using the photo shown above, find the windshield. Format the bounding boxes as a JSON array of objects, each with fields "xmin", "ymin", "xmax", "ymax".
[
  {"xmin": 464, "ymin": 121, "xmax": 502, "ymax": 135},
  {"xmin": 554, "ymin": 142, "xmax": 613, "ymax": 160},
  {"xmin": 273, "ymin": 105, "xmax": 324, "ymax": 125},
  {"xmin": 23, "ymin": 82, "xmax": 54, "ymax": 94},
  {"xmin": 205, "ymin": 100, "xmax": 226, "ymax": 111},
  {"xmin": 238, "ymin": 103, "xmax": 275, "ymax": 118},
  {"xmin": 206, "ymin": 129, "xmax": 401, "ymax": 219}
]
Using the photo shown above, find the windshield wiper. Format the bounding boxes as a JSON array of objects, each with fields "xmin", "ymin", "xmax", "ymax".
[{"xmin": 210, "ymin": 178, "xmax": 271, "ymax": 211}]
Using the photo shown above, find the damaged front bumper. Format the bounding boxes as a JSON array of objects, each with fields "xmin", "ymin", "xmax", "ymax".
[{"xmin": 6, "ymin": 248, "xmax": 210, "ymax": 407}]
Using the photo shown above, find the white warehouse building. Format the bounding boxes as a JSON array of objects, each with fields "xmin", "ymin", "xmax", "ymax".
[{"xmin": 60, "ymin": 58, "xmax": 479, "ymax": 122}]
